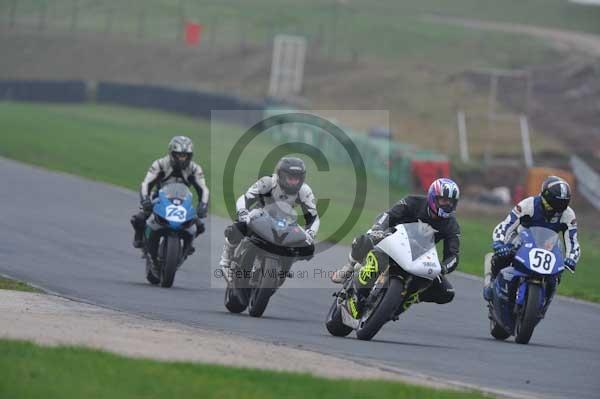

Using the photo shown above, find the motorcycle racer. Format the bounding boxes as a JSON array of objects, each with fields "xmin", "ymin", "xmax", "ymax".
[
  {"xmin": 331, "ymin": 178, "xmax": 461, "ymax": 307},
  {"xmin": 130, "ymin": 136, "xmax": 209, "ymax": 252}
]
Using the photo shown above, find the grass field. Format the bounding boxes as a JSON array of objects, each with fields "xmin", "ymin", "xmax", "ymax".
[
  {"xmin": 3, "ymin": 0, "xmax": 599, "ymax": 61},
  {"xmin": 0, "ymin": 102, "xmax": 597, "ymax": 301},
  {"xmin": 0, "ymin": 339, "xmax": 490, "ymax": 399},
  {"xmin": 0, "ymin": 276, "xmax": 43, "ymax": 293}
]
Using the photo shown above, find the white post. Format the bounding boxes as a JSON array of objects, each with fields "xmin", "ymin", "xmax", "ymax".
[
  {"xmin": 268, "ymin": 35, "xmax": 307, "ymax": 98},
  {"xmin": 520, "ymin": 115, "xmax": 533, "ymax": 168},
  {"xmin": 457, "ymin": 110, "xmax": 469, "ymax": 163}
]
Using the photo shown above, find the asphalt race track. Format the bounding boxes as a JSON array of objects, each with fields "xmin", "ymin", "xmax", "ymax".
[{"xmin": 1, "ymin": 157, "xmax": 599, "ymax": 399}]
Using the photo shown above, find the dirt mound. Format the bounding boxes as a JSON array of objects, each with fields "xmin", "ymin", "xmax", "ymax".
[{"xmin": 463, "ymin": 58, "xmax": 600, "ymax": 171}]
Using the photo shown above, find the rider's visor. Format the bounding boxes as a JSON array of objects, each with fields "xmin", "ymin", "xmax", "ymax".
[
  {"xmin": 173, "ymin": 152, "xmax": 191, "ymax": 161},
  {"xmin": 285, "ymin": 176, "xmax": 301, "ymax": 186},
  {"xmin": 541, "ymin": 197, "xmax": 554, "ymax": 211}
]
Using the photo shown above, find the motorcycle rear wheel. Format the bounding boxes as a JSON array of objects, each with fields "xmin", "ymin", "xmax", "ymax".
[
  {"xmin": 224, "ymin": 285, "xmax": 246, "ymax": 313},
  {"xmin": 325, "ymin": 297, "xmax": 353, "ymax": 337}
]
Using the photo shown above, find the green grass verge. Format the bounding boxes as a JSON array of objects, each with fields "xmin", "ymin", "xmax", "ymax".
[
  {"xmin": 0, "ymin": 102, "xmax": 597, "ymax": 302},
  {"xmin": 0, "ymin": 339, "xmax": 490, "ymax": 399},
  {"xmin": 0, "ymin": 276, "xmax": 43, "ymax": 293}
]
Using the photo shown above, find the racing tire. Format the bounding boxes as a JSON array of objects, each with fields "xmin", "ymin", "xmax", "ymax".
[
  {"xmin": 224, "ymin": 285, "xmax": 246, "ymax": 313},
  {"xmin": 248, "ymin": 257, "xmax": 278, "ymax": 318},
  {"xmin": 515, "ymin": 283, "xmax": 542, "ymax": 344},
  {"xmin": 356, "ymin": 278, "xmax": 404, "ymax": 341},
  {"xmin": 325, "ymin": 297, "xmax": 353, "ymax": 337},
  {"xmin": 160, "ymin": 236, "xmax": 180, "ymax": 288}
]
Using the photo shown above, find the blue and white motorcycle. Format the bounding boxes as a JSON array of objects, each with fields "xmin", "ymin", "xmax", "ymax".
[
  {"xmin": 143, "ymin": 183, "xmax": 197, "ymax": 288},
  {"xmin": 485, "ymin": 226, "xmax": 571, "ymax": 344}
]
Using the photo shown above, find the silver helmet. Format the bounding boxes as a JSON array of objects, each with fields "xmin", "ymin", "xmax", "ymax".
[
  {"xmin": 168, "ymin": 136, "xmax": 193, "ymax": 170},
  {"xmin": 275, "ymin": 157, "xmax": 306, "ymax": 195}
]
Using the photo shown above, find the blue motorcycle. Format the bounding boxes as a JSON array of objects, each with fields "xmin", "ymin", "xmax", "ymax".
[
  {"xmin": 143, "ymin": 183, "xmax": 197, "ymax": 288},
  {"xmin": 486, "ymin": 227, "xmax": 569, "ymax": 344}
]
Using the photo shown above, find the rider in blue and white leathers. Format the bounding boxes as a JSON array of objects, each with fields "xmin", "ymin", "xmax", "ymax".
[{"xmin": 484, "ymin": 176, "xmax": 580, "ymax": 299}]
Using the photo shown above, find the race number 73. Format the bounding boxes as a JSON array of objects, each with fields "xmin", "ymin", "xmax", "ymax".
[
  {"xmin": 165, "ymin": 205, "xmax": 187, "ymax": 222},
  {"xmin": 528, "ymin": 249, "xmax": 556, "ymax": 273}
]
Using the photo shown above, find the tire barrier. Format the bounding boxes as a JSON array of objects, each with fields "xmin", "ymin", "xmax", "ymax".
[
  {"xmin": 0, "ymin": 80, "xmax": 87, "ymax": 103},
  {"xmin": 96, "ymin": 82, "xmax": 265, "ymax": 125},
  {"xmin": 0, "ymin": 79, "xmax": 266, "ymax": 126}
]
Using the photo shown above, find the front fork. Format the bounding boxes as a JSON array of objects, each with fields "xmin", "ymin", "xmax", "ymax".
[
  {"xmin": 344, "ymin": 251, "xmax": 429, "ymax": 320},
  {"xmin": 515, "ymin": 276, "xmax": 557, "ymax": 318}
]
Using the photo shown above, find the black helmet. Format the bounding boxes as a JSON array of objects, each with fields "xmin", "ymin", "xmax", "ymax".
[
  {"xmin": 168, "ymin": 136, "xmax": 193, "ymax": 171},
  {"xmin": 275, "ymin": 157, "xmax": 306, "ymax": 195},
  {"xmin": 540, "ymin": 176, "xmax": 571, "ymax": 216}
]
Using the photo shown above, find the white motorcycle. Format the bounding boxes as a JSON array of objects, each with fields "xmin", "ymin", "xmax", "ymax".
[{"xmin": 326, "ymin": 222, "xmax": 443, "ymax": 341}]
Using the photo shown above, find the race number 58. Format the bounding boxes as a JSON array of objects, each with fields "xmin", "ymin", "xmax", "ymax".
[{"xmin": 528, "ymin": 249, "xmax": 555, "ymax": 273}]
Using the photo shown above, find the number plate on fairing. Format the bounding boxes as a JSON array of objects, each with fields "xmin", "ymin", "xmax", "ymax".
[
  {"xmin": 528, "ymin": 249, "xmax": 556, "ymax": 274},
  {"xmin": 165, "ymin": 205, "xmax": 187, "ymax": 222}
]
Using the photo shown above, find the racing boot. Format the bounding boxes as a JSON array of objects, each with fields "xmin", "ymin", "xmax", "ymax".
[
  {"xmin": 133, "ymin": 230, "xmax": 144, "ymax": 249},
  {"xmin": 331, "ymin": 256, "xmax": 358, "ymax": 284},
  {"xmin": 483, "ymin": 252, "xmax": 494, "ymax": 301},
  {"xmin": 130, "ymin": 213, "xmax": 146, "ymax": 249},
  {"xmin": 219, "ymin": 239, "xmax": 236, "ymax": 281}
]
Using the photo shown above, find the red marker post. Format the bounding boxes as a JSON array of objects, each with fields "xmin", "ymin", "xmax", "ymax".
[{"xmin": 184, "ymin": 22, "xmax": 203, "ymax": 46}]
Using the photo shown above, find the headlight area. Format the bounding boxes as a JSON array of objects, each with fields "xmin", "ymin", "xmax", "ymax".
[
  {"xmin": 181, "ymin": 218, "xmax": 197, "ymax": 229},
  {"xmin": 154, "ymin": 214, "xmax": 169, "ymax": 226}
]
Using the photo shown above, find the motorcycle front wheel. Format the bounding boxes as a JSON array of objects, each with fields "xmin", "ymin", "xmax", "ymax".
[
  {"xmin": 356, "ymin": 278, "xmax": 404, "ymax": 341},
  {"xmin": 248, "ymin": 257, "xmax": 279, "ymax": 317},
  {"xmin": 515, "ymin": 283, "xmax": 542, "ymax": 344},
  {"xmin": 160, "ymin": 235, "xmax": 180, "ymax": 288}
]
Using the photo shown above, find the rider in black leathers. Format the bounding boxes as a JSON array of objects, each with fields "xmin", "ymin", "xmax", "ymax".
[{"xmin": 331, "ymin": 178, "xmax": 461, "ymax": 305}]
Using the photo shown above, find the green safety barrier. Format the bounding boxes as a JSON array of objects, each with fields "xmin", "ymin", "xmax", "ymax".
[{"xmin": 263, "ymin": 107, "xmax": 447, "ymax": 188}]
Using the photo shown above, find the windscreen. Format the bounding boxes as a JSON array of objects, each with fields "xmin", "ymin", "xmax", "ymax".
[
  {"xmin": 264, "ymin": 201, "xmax": 297, "ymax": 225},
  {"xmin": 160, "ymin": 183, "xmax": 191, "ymax": 200},
  {"xmin": 403, "ymin": 222, "xmax": 436, "ymax": 261},
  {"xmin": 528, "ymin": 227, "xmax": 563, "ymax": 255}
]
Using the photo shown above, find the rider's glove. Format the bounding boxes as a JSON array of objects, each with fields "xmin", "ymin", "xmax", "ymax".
[
  {"xmin": 441, "ymin": 256, "xmax": 457, "ymax": 275},
  {"xmin": 493, "ymin": 241, "xmax": 513, "ymax": 258},
  {"xmin": 196, "ymin": 202, "xmax": 208, "ymax": 218},
  {"xmin": 368, "ymin": 228, "xmax": 387, "ymax": 244},
  {"xmin": 237, "ymin": 209, "xmax": 250, "ymax": 224},
  {"xmin": 440, "ymin": 262, "xmax": 448, "ymax": 275},
  {"xmin": 141, "ymin": 196, "xmax": 153, "ymax": 213},
  {"xmin": 564, "ymin": 258, "xmax": 577, "ymax": 272},
  {"xmin": 305, "ymin": 229, "xmax": 316, "ymax": 245}
]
